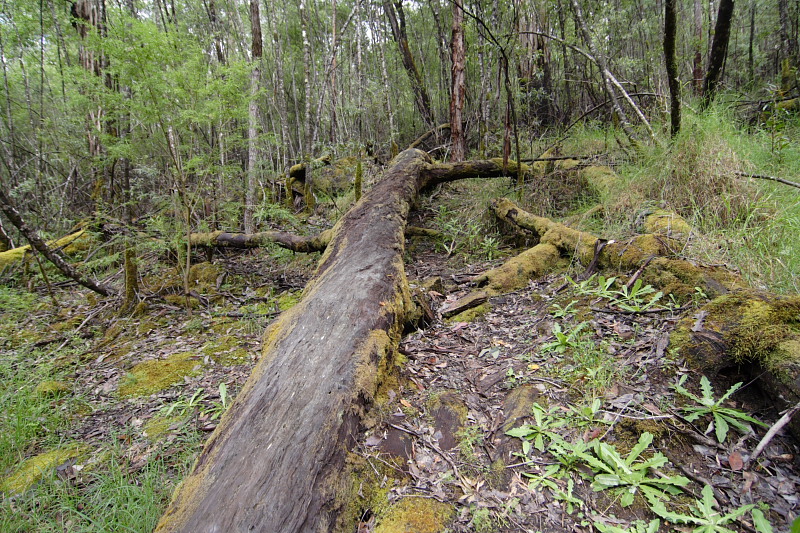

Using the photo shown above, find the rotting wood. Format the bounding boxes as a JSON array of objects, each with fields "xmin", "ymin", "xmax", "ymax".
[
  {"xmin": 189, "ymin": 229, "xmax": 333, "ymax": 253},
  {"xmin": 155, "ymin": 148, "xmax": 459, "ymax": 533}
]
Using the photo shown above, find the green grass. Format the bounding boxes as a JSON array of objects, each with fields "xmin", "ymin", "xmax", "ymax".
[{"xmin": 0, "ymin": 287, "xmax": 200, "ymax": 532}]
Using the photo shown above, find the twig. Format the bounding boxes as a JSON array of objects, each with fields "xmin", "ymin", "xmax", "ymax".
[
  {"xmin": 735, "ymin": 171, "xmax": 800, "ymax": 190},
  {"xmin": 750, "ymin": 400, "xmax": 800, "ymax": 462}
]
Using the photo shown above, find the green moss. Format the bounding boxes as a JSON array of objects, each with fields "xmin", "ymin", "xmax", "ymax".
[
  {"xmin": 643, "ymin": 209, "xmax": 692, "ymax": 243},
  {"xmin": 143, "ymin": 415, "xmax": 185, "ymax": 439},
  {"xmin": 374, "ymin": 497, "xmax": 454, "ymax": 533},
  {"xmin": 276, "ymin": 291, "xmax": 302, "ymax": 311},
  {"xmin": 0, "ymin": 444, "xmax": 89, "ymax": 495},
  {"xmin": 118, "ymin": 352, "xmax": 203, "ymax": 398},
  {"xmin": 188, "ymin": 262, "xmax": 221, "ymax": 285},
  {"xmin": 671, "ymin": 290, "xmax": 800, "ymax": 381},
  {"xmin": 201, "ymin": 336, "xmax": 250, "ymax": 365},
  {"xmin": 34, "ymin": 380, "xmax": 70, "ymax": 397},
  {"xmin": 447, "ymin": 303, "xmax": 491, "ymax": 323},
  {"xmin": 476, "ymin": 243, "xmax": 562, "ymax": 294}
]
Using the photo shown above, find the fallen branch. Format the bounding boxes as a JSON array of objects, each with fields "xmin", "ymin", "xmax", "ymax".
[
  {"xmin": 190, "ymin": 229, "xmax": 333, "ymax": 253},
  {"xmin": 750, "ymin": 400, "xmax": 800, "ymax": 462},
  {"xmin": 735, "ymin": 171, "xmax": 800, "ymax": 190}
]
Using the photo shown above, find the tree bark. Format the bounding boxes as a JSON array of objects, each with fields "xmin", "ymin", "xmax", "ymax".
[
  {"xmin": 664, "ymin": 0, "xmax": 681, "ymax": 137},
  {"xmin": 702, "ymin": 0, "xmax": 735, "ymax": 109},
  {"xmin": 449, "ymin": 0, "xmax": 466, "ymax": 161},
  {"xmin": 0, "ymin": 189, "xmax": 115, "ymax": 296},
  {"xmin": 383, "ymin": 0, "xmax": 435, "ymax": 128},
  {"xmin": 244, "ymin": 0, "xmax": 263, "ymax": 234},
  {"xmin": 155, "ymin": 149, "xmax": 437, "ymax": 532}
]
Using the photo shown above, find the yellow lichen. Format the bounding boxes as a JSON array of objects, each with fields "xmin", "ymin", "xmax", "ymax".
[
  {"xmin": 276, "ymin": 291, "xmax": 302, "ymax": 311},
  {"xmin": 374, "ymin": 497, "xmax": 454, "ymax": 533},
  {"xmin": 0, "ymin": 444, "xmax": 89, "ymax": 495},
  {"xmin": 118, "ymin": 352, "xmax": 203, "ymax": 398},
  {"xmin": 188, "ymin": 262, "xmax": 221, "ymax": 285},
  {"xmin": 643, "ymin": 209, "xmax": 692, "ymax": 244}
]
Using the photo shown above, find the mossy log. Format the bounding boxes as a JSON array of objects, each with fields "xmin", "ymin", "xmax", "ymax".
[
  {"xmin": 0, "ymin": 229, "xmax": 90, "ymax": 270},
  {"xmin": 670, "ymin": 289, "xmax": 800, "ymax": 438},
  {"xmin": 288, "ymin": 154, "xmax": 333, "ymax": 183},
  {"xmin": 156, "ymin": 148, "xmax": 473, "ymax": 533},
  {"xmin": 189, "ymin": 229, "xmax": 332, "ymax": 253}
]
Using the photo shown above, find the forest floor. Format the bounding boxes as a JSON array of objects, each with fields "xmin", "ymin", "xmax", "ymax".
[{"xmin": 1, "ymin": 190, "xmax": 799, "ymax": 533}]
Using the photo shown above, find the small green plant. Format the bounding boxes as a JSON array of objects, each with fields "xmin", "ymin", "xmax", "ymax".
[
  {"xmin": 609, "ymin": 279, "xmax": 664, "ymax": 312},
  {"xmin": 201, "ymin": 382, "xmax": 231, "ymax": 421},
  {"xmin": 550, "ymin": 300, "xmax": 578, "ymax": 318},
  {"xmin": 673, "ymin": 376, "xmax": 767, "ymax": 443},
  {"xmin": 567, "ymin": 274, "xmax": 617, "ymax": 299},
  {"xmin": 480, "ymin": 235, "xmax": 500, "ymax": 260},
  {"xmin": 160, "ymin": 387, "xmax": 207, "ymax": 418},
  {"xmin": 594, "ymin": 519, "xmax": 660, "ymax": 533},
  {"xmin": 566, "ymin": 398, "xmax": 608, "ymax": 428},
  {"xmin": 540, "ymin": 322, "xmax": 590, "ymax": 354},
  {"xmin": 505, "ymin": 402, "xmax": 566, "ymax": 453},
  {"xmin": 578, "ymin": 432, "xmax": 689, "ymax": 507},
  {"xmin": 648, "ymin": 484, "xmax": 766, "ymax": 533}
]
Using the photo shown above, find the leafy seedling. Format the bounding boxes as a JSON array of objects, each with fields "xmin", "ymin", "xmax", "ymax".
[
  {"xmin": 540, "ymin": 322, "xmax": 589, "ymax": 354},
  {"xmin": 673, "ymin": 376, "xmax": 767, "ymax": 443},
  {"xmin": 506, "ymin": 402, "xmax": 566, "ymax": 453},
  {"xmin": 647, "ymin": 484, "xmax": 760, "ymax": 533},
  {"xmin": 610, "ymin": 279, "xmax": 664, "ymax": 312},
  {"xmin": 550, "ymin": 300, "xmax": 578, "ymax": 318},
  {"xmin": 579, "ymin": 432, "xmax": 689, "ymax": 507}
]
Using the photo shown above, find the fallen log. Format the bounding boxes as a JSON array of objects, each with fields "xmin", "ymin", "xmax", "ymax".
[
  {"xmin": 156, "ymin": 149, "xmax": 443, "ymax": 533},
  {"xmin": 189, "ymin": 229, "xmax": 333, "ymax": 253}
]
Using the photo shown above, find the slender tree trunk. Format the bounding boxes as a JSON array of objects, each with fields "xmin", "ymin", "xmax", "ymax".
[
  {"xmin": 664, "ymin": 0, "xmax": 681, "ymax": 137},
  {"xmin": 702, "ymin": 0, "xmax": 735, "ymax": 109},
  {"xmin": 450, "ymin": 0, "xmax": 466, "ymax": 161},
  {"xmin": 569, "ymin": 0, "xmax": 637, "ymax": 143},
  {"xmin": 383, "ymin": 0, "xmax": 435, "ymax": 128},
  {"xmin": 0, "ymin": 188, "xmax": 115, "ymax": 296},
  {"xmin": 748, "ymin": 2, "xmax": 755, "ymax": 83},
  {"xmin": 299, "ymin": 0, "xmax": 314, "ymax": 212},
  {"xmin": 245, "ymin": 0, "xmax": 263, "ymax": 234},
  {"xmin": 693, "ymin": 0, "xmax": 704, "ymax": 93},
  {"xmin": 329, "ymin": 0, "xmax": 338, "ymax": 144}
]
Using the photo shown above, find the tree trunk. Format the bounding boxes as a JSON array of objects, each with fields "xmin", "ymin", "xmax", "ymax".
[
  {"xmin": 664, "ymin": 0, "xmax": 681, "ymax": 137},
  {"xmin": 245, "ymin": 0, "xmax": 263, "ymax": 234},
  {"xmin": 702, "ymin": 0, "xmax": 735, "ymax": 109},
  {"xmin": 155, "ymin": 149, "xmax": 442, "ymax": 532},
  {"xmin": 693, "ymin": 0, "xmax": 704, "ymax": 94},
  {"xmin": 190, "ymin": 229, "xmax": 332, "ymax": 253},
  {"xmin": 449, "ymin": 0, "xmax": 466, "ymax": 161},
  {"xmin": 383, "ymin": 0, "xmax": 435, "ymax": 128}
]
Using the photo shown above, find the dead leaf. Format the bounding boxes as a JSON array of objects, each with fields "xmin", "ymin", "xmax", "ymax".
[{"xmin": 728, "ymin": 451, "xmax": 744, "ymax": 471}]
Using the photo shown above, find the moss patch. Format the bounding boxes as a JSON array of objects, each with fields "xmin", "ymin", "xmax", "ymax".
[
  {"xmin": 374, "ymin": 497, "xmax": 454, "ymax": 533},
  {"xmin": 276, "ymin": 291, "xmax": 302, "ymax": 311},
  {"xmin": 34, "ymin": 380, "xmax": 71, "ymax": 397},
  {"xmin": 447, "ymin": 303, "xmax": 491, "ymax": 323},
  {"xmin": 0, "ymin": 443, "xmax": 89, "ymax": 495},
  {"xmin": 118, "ymin": 352, "xmax": 203, "ymax": 398},
  {"xmin": 201, "ymin": 336, "xmax": 250, "ymax": 366},
  {"xmin": 143, "ymin": 415, "xmax": 185, "ymax": 439}
]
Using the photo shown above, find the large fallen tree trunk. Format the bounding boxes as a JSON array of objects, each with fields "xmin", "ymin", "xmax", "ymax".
[{"xmin": 159, "ymin": 148, "xmax": 501, "ymax": 532}]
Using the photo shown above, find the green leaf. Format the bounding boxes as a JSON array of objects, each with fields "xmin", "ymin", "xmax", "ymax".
[
  {"xmin": 505, "ymin": 426, "xmax": 532, "ymax": 438},
  {"xmin": 790, "ymin": 516, "xmax": 800, "ymax": 533},
  {"xmin": 594, "ymin": 474, "xmax": 623, "ymax": 489},
  {"xmin": 751, "ymin": 508, "xmax": 774, "ymax": 533},
  {"xmin": 714, "ymin": 413, "xmax": 730, "ymax": 443},
  {"xmin": 627, "ymin": 432, "xmax": 653, "ymax": 465}
]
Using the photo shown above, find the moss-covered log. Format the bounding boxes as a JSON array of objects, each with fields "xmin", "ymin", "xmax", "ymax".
[
  {"xmin": 190, "ymin": 229, "xmax": 332, "ymax": 253},
  {"xmin": 0, "ymin": 229, "xmax": 90, "ymax": 270},
  {"xmin": 670, "ymin": 289, "xmax": 800, "ymax": 438},
  {"xmin": 288, "ymin": 154, "xmax": 332, "ymax": 183},
  {"xmin": 156, "ymin": 149, "xmax": 441, "ymax": 533}
]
